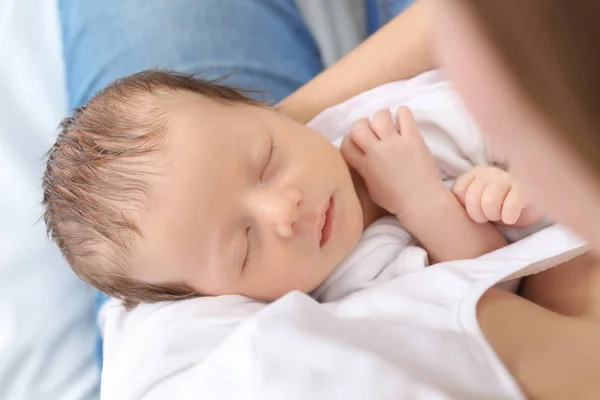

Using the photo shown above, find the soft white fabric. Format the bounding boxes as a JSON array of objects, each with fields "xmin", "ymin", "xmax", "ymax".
[
  {"xmin": 0, "ymin": 0, "xmax": 99, "ymax": 399},
  {"xmin": 100, "ymin": 73, "xmax": 586, "ymax": 399},
  {"xmin": 312, "ymin": 217, "xmax": 427, "ymax": 302}
]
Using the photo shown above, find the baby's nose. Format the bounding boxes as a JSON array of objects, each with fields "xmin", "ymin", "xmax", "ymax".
[{"xmin": 252, "ymin": 188, "xmax": 302, "ymax": 237}]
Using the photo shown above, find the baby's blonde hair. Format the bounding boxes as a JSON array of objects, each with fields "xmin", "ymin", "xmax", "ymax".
[{"xmin": 43, "ymin": 70, "xmax": 262, "ymax": 308}]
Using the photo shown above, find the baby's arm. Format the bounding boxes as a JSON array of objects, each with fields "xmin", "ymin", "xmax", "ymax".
[
  {"xmin": 342, "ymin": 107, "xmax": 506, "ymax": 263},
  {"xmin": 398, "ymin": 186, "xmax": 507, "ymax": 264},
  {"xmin": 452, "ymin": 166, "xmax": 542, "ymax": 228}
]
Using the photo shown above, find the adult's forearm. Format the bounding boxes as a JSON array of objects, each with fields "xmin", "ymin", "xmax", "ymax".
[
  {"xmin": 520, "ymin": 252, "xmax": 600, "ymax": 318},
  {"xmin": 478, "ymin": 288, "xmax": 600, "ymax": 399},
  {"xmin": 277, "ymin": 0, "xmax": 434, "ymax": 123}
]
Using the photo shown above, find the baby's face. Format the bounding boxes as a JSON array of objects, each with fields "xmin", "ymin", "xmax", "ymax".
[{"xmin": 135, "ymin": 94, "xmax": 364, "ymax": 301}]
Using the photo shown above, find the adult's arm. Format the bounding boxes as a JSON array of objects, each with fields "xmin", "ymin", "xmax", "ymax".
[
  {"xmin": 520, "ymin": 251, "xmax": 600, "ymax": 318},
  {"xmin": 277, "ymin": 0, "xmax": 434, "ymax": 123},
  {"xmin": 478, "ymin": 278, "xmax": 600, "ymax": 399}
]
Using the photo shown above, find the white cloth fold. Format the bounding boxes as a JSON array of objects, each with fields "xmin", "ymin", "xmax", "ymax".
[{"xmin": 311, "ymin": 217, "xmax": 428, "ymax": 303}]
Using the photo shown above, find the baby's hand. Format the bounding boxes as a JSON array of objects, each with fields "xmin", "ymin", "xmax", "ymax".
[
  {"xmin": 452, "ymin": 166, "xmax": 541, "ymax": 227},
  {"xmin": 341, "ymin": 106, "xmax": 444, "ymax": 219}
]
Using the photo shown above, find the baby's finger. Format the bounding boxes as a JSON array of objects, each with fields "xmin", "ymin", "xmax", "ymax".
[
  {"xmin": 350, "ymin": 118, "xmax": 378, "ymax": 152},
  {"xmin": 340, "ymin": 135, "xmax": 366, "ymax": 173},
  {"xmin": 464, "ymin": 180, "xmax": 489, "ymax": 223},
  {"xmin": 481, "ymin": 181, "xmax": 511, "ymax": 222},
  {"xmin": 396, "ymin": 106, "xmax": 420, "ymax": 139},
  {"xmin": 370, "ymin": 109, "xmax": 397, "ymax": 140},
  {"xmin": 501, "ymin": 185, "xmax": 524, "ymax": 225},
  {"xmin": 451, "ymin": 171, "xmax": 475, "ymax": 206}
]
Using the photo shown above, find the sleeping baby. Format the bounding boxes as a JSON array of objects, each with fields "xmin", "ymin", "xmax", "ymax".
[{"xmin": 42, "ymin": 70, "xmax": 541, "ymax": 308}]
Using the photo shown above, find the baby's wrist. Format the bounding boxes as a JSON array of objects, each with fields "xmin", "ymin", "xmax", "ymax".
[{"xmin": 395, "ymin": 183, "xmax": 453, "ymax": 226}]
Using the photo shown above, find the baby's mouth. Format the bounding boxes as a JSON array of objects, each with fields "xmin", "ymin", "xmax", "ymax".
[{"xmin": 319, "ymin": 196, "xmax": 335, "ymax": 247}]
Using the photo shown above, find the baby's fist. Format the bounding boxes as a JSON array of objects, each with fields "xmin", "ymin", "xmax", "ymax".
[
  {"xmin": 452, "ymin": 166, "xmax": 541, "ymax": 227},
  {"xmin": 341, "ymin": 106, "xmax": 443, "ymax": 218}
]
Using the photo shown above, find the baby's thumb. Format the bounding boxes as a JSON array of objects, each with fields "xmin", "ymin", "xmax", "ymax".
[{"xmin": 450, "ymin": 173, "xmax": 473, "ymax": 206}]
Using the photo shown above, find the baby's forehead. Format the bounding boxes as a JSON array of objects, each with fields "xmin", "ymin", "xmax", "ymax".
[{"xmin": 164, "ymin": 94, "xmax": 271, "ymax": 142}]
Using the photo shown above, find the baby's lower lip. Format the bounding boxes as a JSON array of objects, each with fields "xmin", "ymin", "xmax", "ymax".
[{"xmin": 320, "ymin": 196, "xmax": 335, "ymax": 247}]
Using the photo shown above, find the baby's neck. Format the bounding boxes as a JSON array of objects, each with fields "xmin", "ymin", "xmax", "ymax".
[{"xmin": 349, "ymin": 168, "xmax": 390, "ymax": 230}]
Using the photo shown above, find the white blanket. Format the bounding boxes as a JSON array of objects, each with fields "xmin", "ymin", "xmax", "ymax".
[{"xmin": 100, "ymin": 73, "xmax": 586, "ymax": 399}]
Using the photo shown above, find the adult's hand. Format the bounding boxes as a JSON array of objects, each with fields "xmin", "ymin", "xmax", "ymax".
[{"xmin": 277, "ymin": 0, "xmax": 434, "ymax": 123}]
